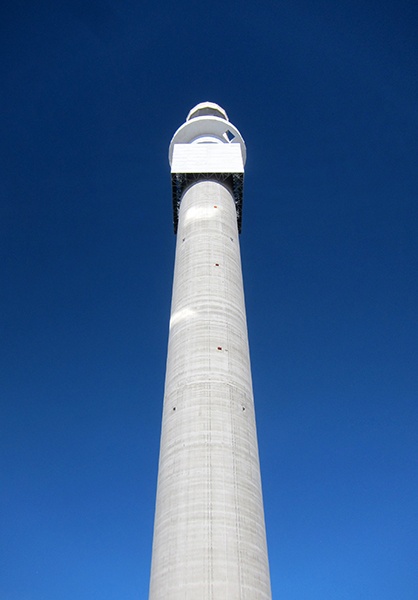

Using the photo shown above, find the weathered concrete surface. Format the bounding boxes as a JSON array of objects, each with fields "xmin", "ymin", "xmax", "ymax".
[{"xmin": 149, "ymin": 177, "xmax": 271, "ymax": 599}]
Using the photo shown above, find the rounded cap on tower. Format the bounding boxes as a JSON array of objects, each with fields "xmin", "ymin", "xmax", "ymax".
[
  {"xmin": 169, "ymin": 101, "xmax": 246, "ymax": 166},
  {"xmin": 186, "ymin": 102, "xmax": 228, "ymax": 122}
]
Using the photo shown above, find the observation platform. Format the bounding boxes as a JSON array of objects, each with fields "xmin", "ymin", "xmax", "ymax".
[{"xmin": 169, "ymin": 102, "xmax": 246, "ymax": 233}]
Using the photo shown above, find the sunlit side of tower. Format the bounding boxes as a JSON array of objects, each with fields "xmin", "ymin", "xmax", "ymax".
[{"xmin": 149, "ymin": 102, "xmax": 271, "ymax": 599}]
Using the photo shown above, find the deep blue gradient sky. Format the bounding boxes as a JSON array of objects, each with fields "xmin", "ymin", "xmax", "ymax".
[{"xmin": 1, "ymin": 1, "xmax": 418, "ymax": 598}]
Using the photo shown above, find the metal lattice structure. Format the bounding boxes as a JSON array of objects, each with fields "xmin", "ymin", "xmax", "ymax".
[{"xmin": 171, "ymin": 172, "xmax": 244, "ymax": 234}]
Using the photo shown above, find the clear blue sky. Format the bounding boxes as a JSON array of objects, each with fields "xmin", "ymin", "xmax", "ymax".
[{"xmin": 1, "ymin": 0, "xmax": 417, "ymax": 598}]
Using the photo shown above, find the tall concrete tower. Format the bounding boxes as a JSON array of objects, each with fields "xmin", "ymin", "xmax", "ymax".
[{"xmin": 149, "ymin": 102, "xmax": 271, "ymax": 599}]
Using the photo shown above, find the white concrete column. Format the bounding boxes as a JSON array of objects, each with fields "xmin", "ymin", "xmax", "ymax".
[{"xmin": 149, "ymin": 178, "xmax": 271, "ymax": 599}]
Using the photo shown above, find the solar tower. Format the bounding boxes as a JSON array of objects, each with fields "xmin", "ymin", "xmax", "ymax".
[{"xmin": 149, "ymin": 102, "xmax": 271, "ymax": 599}]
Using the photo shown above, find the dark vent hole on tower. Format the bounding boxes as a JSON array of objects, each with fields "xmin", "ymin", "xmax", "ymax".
[
  {"xmin": 213, "ymin": 205, "xmax": 218, "ymax": 208},
  {"xmin": 215, "ymin": 263, "xmax": 219, "ymax": 267},
  {"xmin": 242, "ymin": 406, "xmax": 246, "ymax": 411},
  {"xmin": 217, "ymin": 346, "xmax": 222, "ymax": 351},
  {"xmin": 172, "ymin": 407, "xmax": 176, "ymax": 411}
]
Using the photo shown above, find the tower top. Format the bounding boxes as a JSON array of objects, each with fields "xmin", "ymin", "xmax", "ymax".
[
  {"xmin": 169, "ymin": 102, "xmax": 246, "ymax": 166},
  {"xmin": 169, "ymin": 102, "xmax": 246, "ymax": 234},
  {"xmin": 187, "ymin": 102, "xmax": 229, "ymax": 121}
]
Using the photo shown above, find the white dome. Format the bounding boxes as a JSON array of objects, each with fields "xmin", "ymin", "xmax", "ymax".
[{"xmin": 187, "ymin": 102, "xmax": 228, "ymax": 122}]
